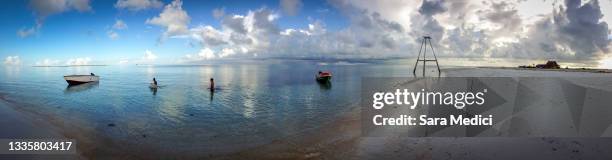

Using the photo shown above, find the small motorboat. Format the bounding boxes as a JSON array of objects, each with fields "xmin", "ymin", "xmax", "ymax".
[
  {"xmin": 64, "ymin": 73, "xmax": 99, "ymax": 85},
  {"xmin": 316, "ymin": 71, "xmax": 332, "ymax": 83}
]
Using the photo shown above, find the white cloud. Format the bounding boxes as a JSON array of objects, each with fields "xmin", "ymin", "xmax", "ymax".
[
  {"xmin": 118, "ymin": 58, "xmax": 129, "ymax": 64},
  {"xmin": 66, "ymin": 57, "xmax": 91, "ymax": 65},
  {"xmin": 68, "ymin": 0, "xmax": 92, "ymax": 12},
  {"xmin": 143, "ymin": 50, "xmax": 158, "ymax": 61},
  {"xmin": 29, "ymin": 0, "xmax": 92, "ymax": 17},
  {"xmin": 113, "ymin": 19, "xmax": 128, "ymax": 30},
  {"xmin": 212, "ymin": 7, "xmax": 225, "ymax": 19},
  {"xmin": 189, "ymin": 25, "xmax": 227, "ymax": 46},
  {"xmin": 144, "ymin": 0, "xmax": 610, "ymax": 64},
  {"xmin": 108, "ymin": 19, "xmax": 127, "ymax": 40},
  {"xmin": 115, "ymin": 0, "xmax": 163, "ymax": 11},
  {"xmin": 107, "ymin": 30, "xmax": 119, "ymax": 40},
  {"xmin": 19, "ymin": 0, "xmax": 92, "ymax": 38},
  {"xmin": 198, "ymin": 48, "xmax": 215, "ymax": 59},
  {"xmin": 17, "ymin": 27, "xmax": 37, "ymax": 38},
  {"xmin": 35, "ymin": 59, "xmax": 60, "ymax": 66},
  {"xmin": 219, "ymin": 48, "xmax": 237, "ymax": 58},
  {"xmin": 183, "ymin": 48, "xmax": 216, "ymax": 62},
  {"xmin": 3, "ymin": 56, "xmax": 21, "ymax": 66},
  {"xmin": 280, "ymin": 0, "xmax": 302, "ymax": 16},
  {"xmin": 146, "ymin": 0, "xmax": 190, "ymax": 38}
]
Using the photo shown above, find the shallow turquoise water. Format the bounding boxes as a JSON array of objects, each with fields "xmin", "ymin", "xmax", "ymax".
[{"xmin": 0, "ymin": 59, "xmax": 422, "ymax": 153}]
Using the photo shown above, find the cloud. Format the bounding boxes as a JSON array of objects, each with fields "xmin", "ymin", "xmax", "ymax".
[
  {"xmin": 66, "ymin": 57, "xmax": 91, "ymax": 65},
  {"xmin": 182, "ymin": 4, "xmax": 413, "ymax": 60},
  {"xmin": 113, "ymin": 19, "xmax": 128, "ymax": 30},
  {"xmin": 152, "ymin": 0, "xmax": 611, "ymax": 64},
  {"xmin": 118, "ymin": 58, "xmax": 129, "ymax": 64},
  {"xmin": 555, "ymin": 0, "xmax": 610, "ymax": 58},
  {"xmin": 183, "ymin": 48, "xmax": 216, "ymax": 62},
  {"xmin": 17, "ymin": 27, "xmax": 37, "ymax": 38},
  {"xmin": 3, "ymin": 56, "xmax": 21, "ymax": 66},
  {"xmin": 115, "ymin": 0, "xmax": 163, "ymax": 11},
  {"xmin": 190, "ymin": 25, "xmax": 227, "ymax": 46},
  {"xmin": 185, "ymin": 8, "xmax": 281, "ymax": 59},
  {"xmin": 107, "ymin": 30, "xmax": 119, "ymax": 40},
  {"xmin": 33, "ymin": 58, "xmax": 93, "ymax": 66},
  {"xmin": 146, "ymin": 0, "xmax": 190, "ymax": 38},
  {"xmin": 327, "ymin": 0, "xmax": 610, "ymax": 61},
  {"xmin": 68, "ymin": 0, "xmax": 92, "ymax": 12},
  {"xmin": 280, "ymin": 0, "xmax": 302, "ymax": 16},
  {"xmin": 491, "ymin": 0, "xmax": 611, "ymax": 60},
  {"xmin": 418, "ymin": 0, "xmax": 446, "ymax": 16},
  {"xmin": 108, "ymin": 19, "xmax": 127, "ymax": 40},
  {"xmin": 35, "ymin": 59, "xmax": 61, "ymax": 66},
  {"xmin": 212, "ymin": 7, "xmax": 225, "ymax": 19},
  {"xmin": 143, "ymin": 50, "xmax": 158, "ymax": 61},
  {"xmin": 411, "ymin": 0, "xmax": 446, "ymax": 44},
  {"xmin": 19, "ymin": 0, "xmax": 92, "ymax": 38},
  {"xmin": 30, "ymin": 0, "xmax": 92, "ymax": 17}
]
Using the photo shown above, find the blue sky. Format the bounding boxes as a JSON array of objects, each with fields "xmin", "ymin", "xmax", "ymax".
[
  {"xmin": 0, "ymin": 0, "xmax": 347, "ymax": 65},
  {"xmin": 2, "ymin": 0, "xmax": 612, "ymax": 67}
]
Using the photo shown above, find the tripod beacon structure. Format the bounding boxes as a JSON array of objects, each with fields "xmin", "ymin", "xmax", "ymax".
[{"xmin": 413, "ymin": 36, "xmax": 441, "ymax": 76}]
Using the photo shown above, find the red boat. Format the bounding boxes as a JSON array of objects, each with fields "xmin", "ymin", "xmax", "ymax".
[{"xmin": 316, "ymin": 71, "xmax": 332, "ymax": 83}]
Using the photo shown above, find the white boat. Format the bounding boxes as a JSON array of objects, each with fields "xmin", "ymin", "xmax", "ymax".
[{"xmin": 64, "ymin": 74, "xmax": 99, "ymax": 85}]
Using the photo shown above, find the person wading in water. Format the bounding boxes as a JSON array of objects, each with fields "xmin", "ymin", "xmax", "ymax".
[{"xmin": 210, "ymin": 78, "xmax": 215, "ymax": 91}]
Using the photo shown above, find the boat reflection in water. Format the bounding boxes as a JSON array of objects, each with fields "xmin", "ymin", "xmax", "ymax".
[
  {"xmin": 317, "ymin": 81, "xmax": 332, "ymax": 90},
  {"xmin": 316, "ymin": 71, "xmax": 332, "ymax": 90},
  {"xmin": 64, "ymin": 82, "xmax": 99, "ymax": 94}
]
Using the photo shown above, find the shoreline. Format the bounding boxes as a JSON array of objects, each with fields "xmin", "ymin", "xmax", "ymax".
[
  {"xmin": 479, "ymin": 66, "xmax": 612, "ymax": 73},
  {"xmin": 0, "ymin": 95, "xmax": 83, "ymax": 159},
  {"xmin": 0, "ymin": 95, "xmax": 65, "ymax": 139},
  {"xmin": 0, "ymin": 93, "xmax": 365, "ymax": 159}
]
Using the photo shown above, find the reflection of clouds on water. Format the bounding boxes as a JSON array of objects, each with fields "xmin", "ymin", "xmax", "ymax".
[
  {"xmin": 199, "ymin": 66, "xmax": 214, "ymax": 86},
  {"xmin": 220, "ymin": 65, "xmax": 233, "ymax": 86},
  {"xmin": 70, "ymin": 66, "xmax": 91, "ymax": 75},
  {"xmin": 242, "ymin": 89, "xmax": 255, "ymax": 118},
  {"xmin": 3, "ymin": 66, "xmax": 20, "ymax": 79},
  {"xmin": 156, "ymin": 87, "xmax": 187, "ymax": 124},
  {"xmin": 240, "ymin": 65, "xmax": 261, "ymax": 118},
  {"xmin": 0, "ymin": 60, "xmax": 433, "ymax": 154},
  {"xmin": 146, "ymin": 66, "xmax": 155, "ymax": 78}
]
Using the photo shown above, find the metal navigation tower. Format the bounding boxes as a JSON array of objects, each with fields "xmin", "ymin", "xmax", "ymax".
[{"xmin": 413, "ymin": 36, "xmax": 440, "ymax": 76}]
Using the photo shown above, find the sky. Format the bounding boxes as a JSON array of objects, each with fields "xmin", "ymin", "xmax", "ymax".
[{"xmin": 1, "ymin": 0, "xmax": 612, "ymax": 67}]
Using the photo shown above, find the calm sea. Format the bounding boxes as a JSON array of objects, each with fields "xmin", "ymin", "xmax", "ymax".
[{"xmin": 0, "ymin": 59, "xmax": 422, "ymax": 153}]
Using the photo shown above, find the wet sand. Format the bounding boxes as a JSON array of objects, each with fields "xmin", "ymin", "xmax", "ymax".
[{"xmin": 0, "ymin": 95, "xmax": 82, "ymax": 159}]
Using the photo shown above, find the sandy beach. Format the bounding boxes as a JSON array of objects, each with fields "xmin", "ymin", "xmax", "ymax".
[{"xmin": 0, "ymin": 95, "xmax": 82, "ymax": 159}]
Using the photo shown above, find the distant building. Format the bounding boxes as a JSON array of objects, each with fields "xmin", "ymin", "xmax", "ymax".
[{"xmin": 536, "ymin": 61, "xmax": 560, "ymax": 69}]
